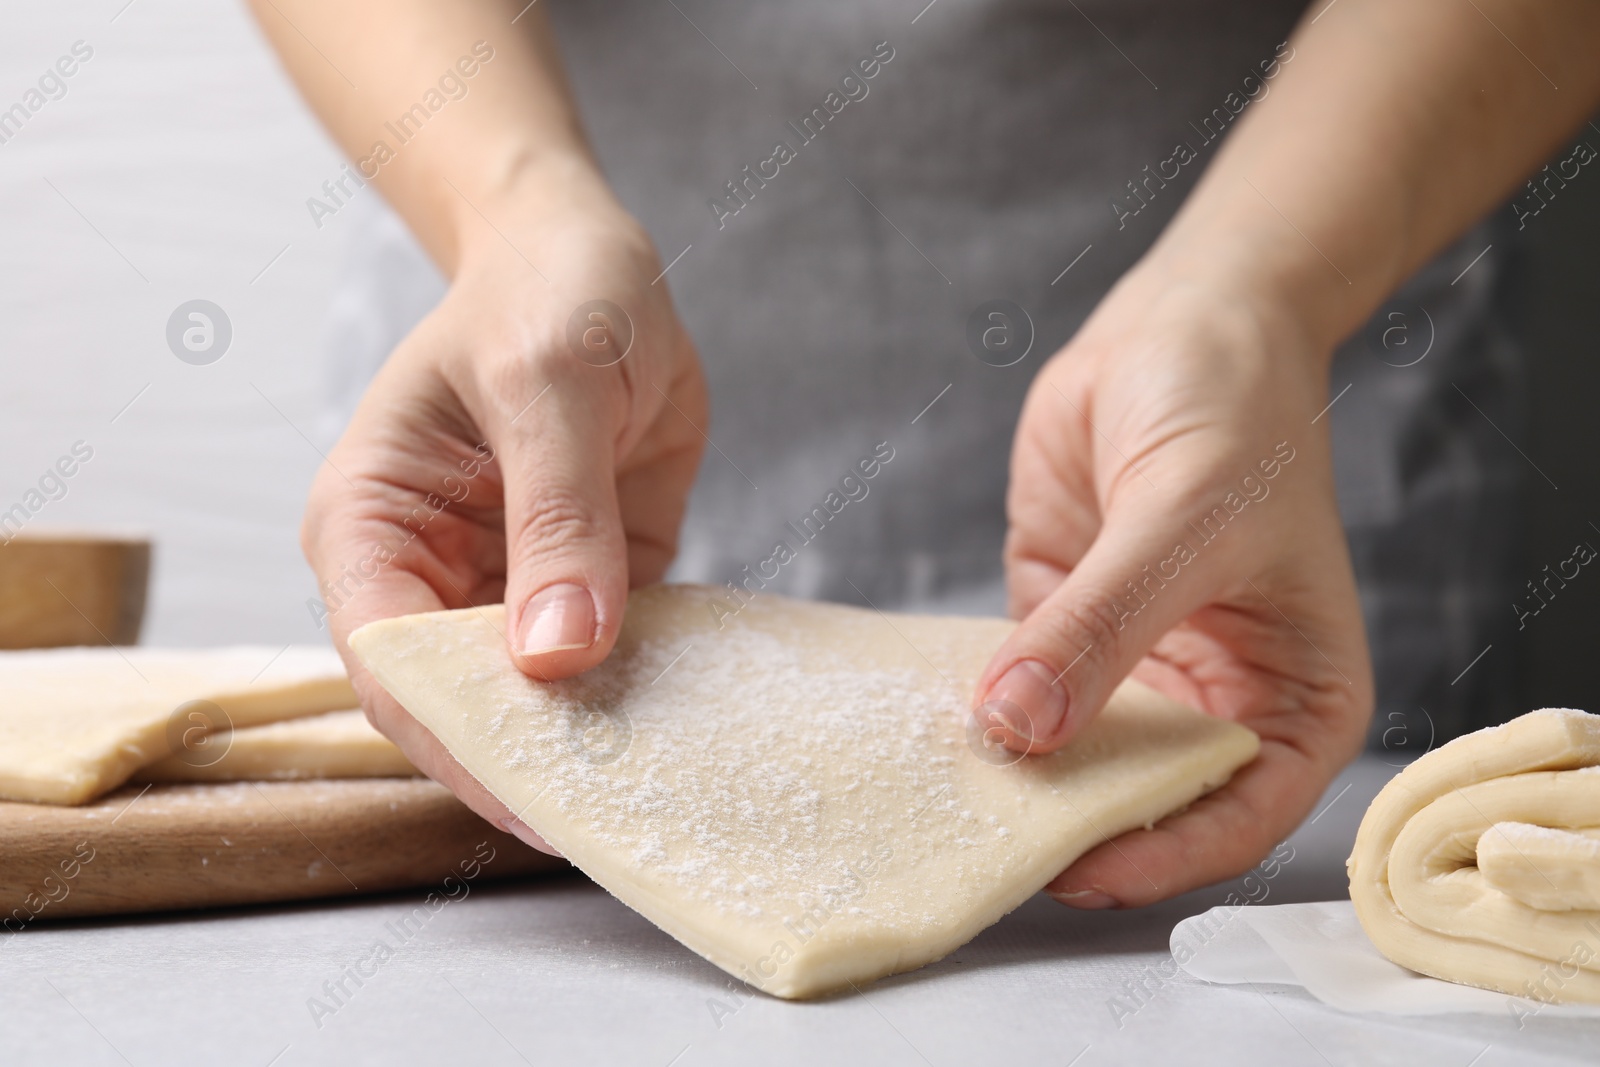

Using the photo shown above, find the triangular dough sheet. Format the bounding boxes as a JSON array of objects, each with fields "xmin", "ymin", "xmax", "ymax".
[
  {"xmin": 137, "ymin": 709, "xmax": 418, "ymax": 783},
  {"xmin": 350, "ymin": 585, "xmax": 1258, "ymax": 998},
  {"xmin": 0, "ymin": 646, "xmax": 356, "ymax": 804}
]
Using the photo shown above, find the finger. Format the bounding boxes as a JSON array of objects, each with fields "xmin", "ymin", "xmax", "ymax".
[
  {"xmin": 306, "ymin": 496, "xmax": 564, "ymax": 856},
  {"xmin": 974, "ymin": 503, "xmax": 1238, "ymax": 753},
  {"xmin": 1044, "ymin": 736, "xmax": 1325, "ymax": 908},
  {"xmin": 494, "ymin": 364, "xmax": 632, "ymax": 682},
  {"xmin": 367, "ymin": 674, "xmax": 563, "ymax": 858}
]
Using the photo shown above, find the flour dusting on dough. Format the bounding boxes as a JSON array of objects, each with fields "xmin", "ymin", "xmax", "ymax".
[{"xmin": 473, "ymin": 627, "xmax": 980, "ymax": 927}]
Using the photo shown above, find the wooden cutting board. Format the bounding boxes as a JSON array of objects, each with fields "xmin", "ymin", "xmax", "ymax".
[{"xmin": 0, "ymin": 778, "xmax": 565, "ymax": 924}]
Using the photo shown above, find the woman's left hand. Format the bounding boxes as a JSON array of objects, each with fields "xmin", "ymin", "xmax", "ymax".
[{"xmin": 973, "ymin": 258, "xmax": 1374, "ymax": 908}]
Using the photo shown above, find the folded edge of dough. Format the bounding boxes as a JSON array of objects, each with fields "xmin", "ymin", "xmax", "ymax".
[{"xmin": 1347, "ymin": 709, "xmax": 1600, "ymax": 1002}]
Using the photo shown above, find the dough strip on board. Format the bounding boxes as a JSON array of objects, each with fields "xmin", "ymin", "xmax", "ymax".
[
  {"xmin": 0, "ymin": 646, "xmax": 356, "ymax": 805},
  {"xmin": 137, "ymin": 709, "xmax": 418, "ymax": 782}
]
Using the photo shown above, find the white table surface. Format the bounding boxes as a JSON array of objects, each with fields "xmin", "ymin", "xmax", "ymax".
[{"xmin": 3, "ymin": 756, "xmax": 1595, "ymax": 1067}]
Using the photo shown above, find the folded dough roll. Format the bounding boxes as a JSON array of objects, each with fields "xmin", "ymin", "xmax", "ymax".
[{"xmin": 1349, "ymin": 709, "xmax": 1600, "ymax": 1003}]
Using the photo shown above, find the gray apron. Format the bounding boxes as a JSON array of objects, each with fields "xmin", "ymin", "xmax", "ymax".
[{"xmin": 320, "ymin": 0, "xmax": 1524, "ymax": 743}]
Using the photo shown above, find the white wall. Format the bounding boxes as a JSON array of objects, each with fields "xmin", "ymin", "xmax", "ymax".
[{"xmin": 1, "ymin": 1, "xmax": 376, "ymax": 646}]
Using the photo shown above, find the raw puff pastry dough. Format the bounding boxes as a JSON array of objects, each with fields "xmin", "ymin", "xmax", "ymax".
[
  {"xmin": 0, "ymin": 646, "xmax": 356, "ymax": 804},
  {"xmin": 137, "ymin": 709, "xmax": 417, "ymax": 782},
  {"xmin": 350, "ymin": 584, "xmax": 1259, "ymax": 998},
  {"xmin": 1349, "ymin": 709, "xmax": 1600, "ymax": 1003}
]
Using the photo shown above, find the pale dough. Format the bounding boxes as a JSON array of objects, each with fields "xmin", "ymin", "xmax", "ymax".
[
  {"xmin": 0, "ymin": 646, "xmax": 356, "ymax": 805},
  {"xmin": 1349, "ymin": 709, "xmax": 1600, "ymax": 1004},
  {"xmin": 349, "ymin": 583, "xmax": 1259, "ymax": 998},
  {"xmin": 1477, "ymin": 823, "xmax": 1600, "ymax": 912},
  {"xmin": 137, "ymin": 709, "xmax": 418, "ymax": 783}
]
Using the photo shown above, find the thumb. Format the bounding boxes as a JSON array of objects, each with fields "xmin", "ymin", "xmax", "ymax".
[
  {"xmin": 498, "ymin": 379, "xmax": 631, "ymax": 681},
  {"xmin": 976, "ymin": 508, "xmax": 1230, "ymax": 753}
]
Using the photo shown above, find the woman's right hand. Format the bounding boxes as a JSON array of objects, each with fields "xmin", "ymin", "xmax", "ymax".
[{"xmin": 301, "ymin": 203, "xmax": 707, "ymax": 852}]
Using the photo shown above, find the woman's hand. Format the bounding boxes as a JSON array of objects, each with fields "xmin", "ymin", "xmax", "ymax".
[
  {"xmin": 302, "ymin": 208, "xmax": 706, "ymax": 852},
  {"xmin": 972, "ymin": 0, "xmax": 1600, "ymax": 909},
  {"xmin": 973, "ymin": 259, "xmax": 1374, "ymax": 907}
]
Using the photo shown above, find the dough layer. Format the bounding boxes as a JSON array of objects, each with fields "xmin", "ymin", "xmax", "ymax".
[
  {"xmin": 350, "ymin": 584, "xmax": 1259, "ymax": 998},
  {"xmin": 137, "ymin": 709, "xmax": 418, "ymax": 782},
  {"xmin": 0, "ymin": 646, "xmax": 356, "ymax": 804},
  {"xmin": 1348, "ymin": 709, "xmax": 1600, "ymax": 1003}
]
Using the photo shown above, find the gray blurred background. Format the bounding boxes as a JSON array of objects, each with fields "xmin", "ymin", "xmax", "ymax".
[
  {"xmin": 0, "ymin": 2, "xmax": 1595, "ymax": 730},
  {"xmin": 1509, "ymin": 160, "xmax": 1600, "ymax": 717}
]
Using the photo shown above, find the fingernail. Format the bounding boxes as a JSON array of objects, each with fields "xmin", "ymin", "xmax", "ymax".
[
  {"xmin": 519, "ymin": 583, "xmax": 596, "ymax": 657},
  {"xmin": 499, "ymin": 817, "xmax": 562, "ymax": 857},
  {"xmin": 1053, "ymin": 889, "xmax": 1119, "ymax": 910},
  {"xmin": 983, "ymin": 659, "xmax": 1067, "ymax": 744}
]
